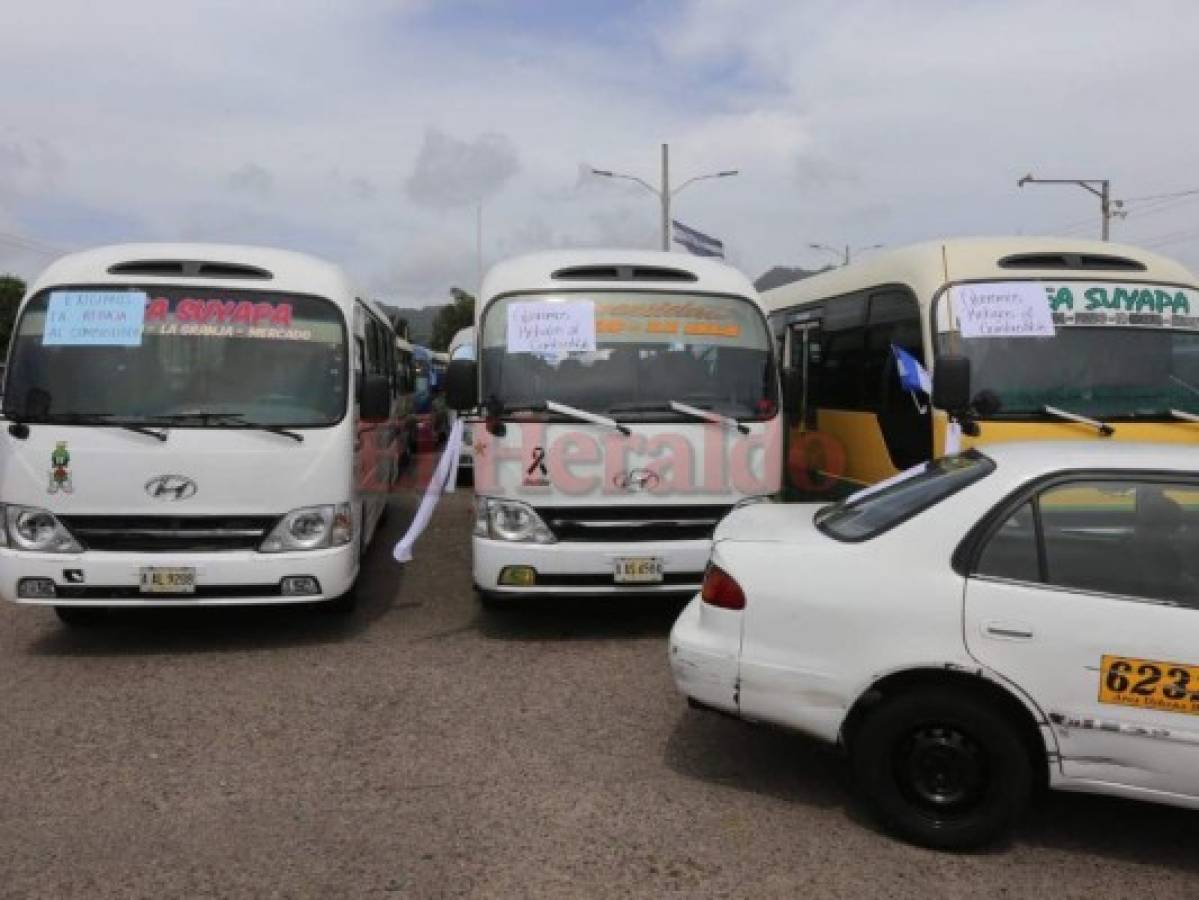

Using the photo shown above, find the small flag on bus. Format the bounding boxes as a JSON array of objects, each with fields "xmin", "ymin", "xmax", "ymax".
[{"xmin": 672, "ymin": 220, "xmax": 724, "ymax": 258}]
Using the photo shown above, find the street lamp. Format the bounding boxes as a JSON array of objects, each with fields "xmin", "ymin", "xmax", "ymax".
[
  {"xmin": 591, "ymin": 144, "xmax": 739, "ymax": 251},
  {"xmin": 809, "ymin": 242, "xmax": 883, "ymax": 267},
  {"xmin": 1017, "ymin": 173, "xmax": 1122, "ymax": 241}
]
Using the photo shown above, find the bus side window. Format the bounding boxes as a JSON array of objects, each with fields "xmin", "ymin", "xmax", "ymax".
[{"xmin": 817, "ymin": 292, "xmax": 868, "ymax": 411}]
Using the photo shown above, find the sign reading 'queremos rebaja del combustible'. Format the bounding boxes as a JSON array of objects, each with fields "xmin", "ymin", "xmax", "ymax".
[
  {"xmin": 953, "ymin": 282, "xmax": 1056, "ymax": 338},
  {"xmin": 507, "ymin": 300, "xmax": 596, "ymax": 353},
  {"xmin": 43, "ymin": 290, "xmax": 147, "ymax": 346}
]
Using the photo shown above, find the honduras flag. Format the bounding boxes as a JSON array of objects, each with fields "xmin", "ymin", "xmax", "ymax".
[
  {"xmin": 892, "ymin": 344, "xmax": 931, "ymax": 395},
  {"xmin": 672, "ymin": 219, "xmax": 724, "ymax": 258}
]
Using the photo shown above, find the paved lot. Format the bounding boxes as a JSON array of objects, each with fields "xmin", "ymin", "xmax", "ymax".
[{"xmin": 1, "ymin": 487, "xmax": 1198, "ymax": 898}]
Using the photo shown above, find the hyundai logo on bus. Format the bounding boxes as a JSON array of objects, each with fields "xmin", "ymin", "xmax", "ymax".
[
  {"xmin": 144, "ymin": 474, "xmax": 198, "ymax": 501},
  {"xmin": 613, "ymin": 469, "xmax": 660, "ymax": 492}
]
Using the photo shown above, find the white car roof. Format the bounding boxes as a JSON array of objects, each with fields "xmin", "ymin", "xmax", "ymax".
[
  {"xmin": 26, "ymin": 242, "xmax": 364, "ymax": 311},
  {"xmin": 479, "ymin": 249, "xmax": 759, "ymax": 304},
  {"xmin": 980, "ymin": 440, "xmax": 1199, "ymax": 480}
]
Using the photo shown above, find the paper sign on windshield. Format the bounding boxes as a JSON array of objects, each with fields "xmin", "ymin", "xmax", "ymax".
[
  {"xmin": 507, "ymin": 300, "xmax": 596, "ymax": 353},
  {"xmin": 954, "ymin": 282, "xmax": 1055, "ymax": 338},
  {"xmin": 43, "ymin": 291, "xmax": 147, "ymax": 346}
]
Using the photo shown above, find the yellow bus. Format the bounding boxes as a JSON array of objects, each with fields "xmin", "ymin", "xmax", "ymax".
[{"xmin": 762, "ymin": 237, "xmax": 1199, "ymax": 497}]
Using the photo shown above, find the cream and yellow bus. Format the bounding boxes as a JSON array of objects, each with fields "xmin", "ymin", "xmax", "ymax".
[{"xmin": 762, "ymin": 237, "xmax": 1199, "ymax": 497}]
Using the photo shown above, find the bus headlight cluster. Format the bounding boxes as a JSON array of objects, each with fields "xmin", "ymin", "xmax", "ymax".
[
  {"xmin": 260, "ymin": 503, "xmax": 353, "ymax": 552},
  {"xmin": 0, "ymin": 505, "xmax": 83, "ymax": 553},
  {"xmin": 473, "ymin": 497, "xmax": 556, "ymax": 544}
]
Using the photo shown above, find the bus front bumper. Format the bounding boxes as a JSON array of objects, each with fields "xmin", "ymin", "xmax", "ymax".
[
  {"xmin": 473, "ymin": 536, "xmax": 710, "ymax": 596},
  {"xmin": 0, "ymin": 545, "xmax": 358, "ymax": 607}
]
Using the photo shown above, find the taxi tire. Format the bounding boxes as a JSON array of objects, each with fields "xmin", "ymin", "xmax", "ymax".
[
  {"xmin": 54, "ymin": 606, "xmax": 108, "ymax": 627},
  {"xmin": 850, "ymin": 685, "xmax": 1032, "ymax": 852}
]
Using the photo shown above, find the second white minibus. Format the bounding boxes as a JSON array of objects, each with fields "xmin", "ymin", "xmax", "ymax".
[{"xmin": 445, "ymin": 250, "xmax": 782, "ymax": 604}]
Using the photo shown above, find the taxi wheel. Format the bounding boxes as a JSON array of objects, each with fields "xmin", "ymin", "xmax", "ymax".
[
  {"xmin": 850, "ymin": 686, "xmax": 1032, "ymax": 852},
  {"xmin": 54, "ymin": 606, "xmax": 109, "ymax": 627}
]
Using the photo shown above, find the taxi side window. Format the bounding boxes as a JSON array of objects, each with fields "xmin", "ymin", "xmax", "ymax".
[
  {"xmin": 1038, "ymin": 480, "xmax": 1199, "ymax": 606},
  {"xmin": 976, "ymin": 501, "xmax": 1040, "ymax": 582}
]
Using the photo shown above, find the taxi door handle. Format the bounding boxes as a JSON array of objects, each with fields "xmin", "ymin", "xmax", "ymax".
[{"xmin": 982, "ymin": 621, "xmax": 1034, "ymax": 641}]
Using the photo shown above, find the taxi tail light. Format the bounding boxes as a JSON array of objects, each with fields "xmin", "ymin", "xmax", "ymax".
[{"xmin": 701, "ymin": 564, "xmax": 746, "ymax": 611}]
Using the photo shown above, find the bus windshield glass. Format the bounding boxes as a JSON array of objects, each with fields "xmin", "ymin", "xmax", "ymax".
[
  {"xmin": 944, "ymin": 281, "xmax": 1199, "ymax": 419},
  {"xmin": 4, "ymin": 287, "xmax": 348, "ymax": 427},
  {"xmin": 479, "ymin": 292, "xmax": 775, "ymax": 419}
]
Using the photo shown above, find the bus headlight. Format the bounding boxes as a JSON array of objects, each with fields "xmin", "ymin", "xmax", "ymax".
[
  {"xmin": 260, "ymin": 503, "xmax": 353, "ymax": 552},
  {"xmin": 2, "ymin": 505, "xmax": 83, "ymax": 553},
  {"xmin": 473, "ymin": 497, "xmax": 556, "ymax": 544}
]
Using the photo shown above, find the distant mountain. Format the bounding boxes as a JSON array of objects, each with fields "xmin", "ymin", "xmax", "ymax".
[
  {"xmin": 378, "ymin": 304, "xmax": 441, "ymax": 345},
  {"xmin": 753, "ymin": 265, "xmax": 829, "ymax": 292}
]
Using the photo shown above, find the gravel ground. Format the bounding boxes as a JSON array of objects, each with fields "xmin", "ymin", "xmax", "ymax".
[{"xmin": 1, "ymin": 488, "xmax": 1197, "ymax": 898}]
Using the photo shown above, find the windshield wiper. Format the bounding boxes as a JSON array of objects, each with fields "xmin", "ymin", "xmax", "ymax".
[
  {"xmin": 19, "ymin": 412, "xmax": 169, "ymax": 442},
  {"xmin": 1169, "ymin": 408, "xmax": 1199, "ymax": 424},
  {"xmin": 157, "ymin": 412, "xmax": 304, "ymax": 442},
  {"xmin": 668, "ymin": 400, "xmax": 750, "ymax": 434},
  {"xmin": 1043, "ymin": 405, "xmax": 1115, "ymax": 436},
  {"xmin": 544, "ymin": 400, "xmax": 630, "ymax": 436}
]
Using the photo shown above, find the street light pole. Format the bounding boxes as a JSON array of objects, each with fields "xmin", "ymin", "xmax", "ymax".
[
  {"xmin": 661, "ymin": 143, "xmax": 670, "ymax": 251},
  {"xmin": 809, "ymin": 242, "xmax": 883, "ymax": 267},
  {"xmin": 1017, "ymin": 174, "xmax": 1121, "ymax": 241},
  {"xmin": 591, "ymin": 144, "xmax": 738, "ymax": 253}
]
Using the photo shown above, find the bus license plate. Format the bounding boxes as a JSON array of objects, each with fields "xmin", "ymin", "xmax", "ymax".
[
  {"xmin": 140, "ymin": 567, "xmax": 196, "ymax": 594},
  {"xmin": 614, "ymin": 557, "xmax": 663, "ymax": 584}
]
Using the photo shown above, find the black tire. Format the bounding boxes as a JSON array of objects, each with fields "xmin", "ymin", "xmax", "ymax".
[
  {"xmin": 54, "ymin": 606, "xmax": 108, "ymax": 627},
  {"xmin": 476, "ymin": 589, "xmax": 509, "ymax": 610},
  {"xmin": 850, "ymin": 685, "xmax": 1032, "ymax": 852},
  {"xmin": 319, "ymin": 588, "xmax": 358, "ymax": 616}
]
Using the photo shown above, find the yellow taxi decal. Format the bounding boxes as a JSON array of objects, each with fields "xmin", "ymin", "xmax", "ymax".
[{"xmin": 1099, "ymin": 655, "xmax": 1199, "ymax": 715}]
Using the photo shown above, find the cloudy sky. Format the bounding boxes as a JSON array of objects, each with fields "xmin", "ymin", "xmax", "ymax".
[{"xmin": 2, "ymin": 0, "xmax": 1199, "ymax": 304}]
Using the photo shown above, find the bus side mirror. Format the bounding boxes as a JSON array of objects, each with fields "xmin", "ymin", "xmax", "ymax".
[
  {"xmin": 445, "ymin": 359, "xmax": 478, "ymax": 412},
  {"xmin": 360, "ymin": 374, "xmax": 391, "ymax": 421},
  {"xmin": 932, "ymin": 355, "xmax": 971, "ymax": 415}
]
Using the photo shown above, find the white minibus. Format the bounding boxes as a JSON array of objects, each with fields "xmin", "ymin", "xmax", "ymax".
[
  {"xmin": 448, "ymin": 326, "xmax": 475, "ymax": 474},
  {"xmin": 444, "ymin": 250, "xmax": 781, "ymax": 605},
  {"xmin": 0, "ymin": 243, "xmax": 401, "ymax": 624}
]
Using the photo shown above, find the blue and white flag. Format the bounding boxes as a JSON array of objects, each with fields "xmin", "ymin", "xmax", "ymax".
[
  {"xmin": 672, "ymin": 219, "xmax": 724, "ymax": 258},
  {"xmin": 892, "ymin": 344, "xmax": 931, "ymax": 395}
]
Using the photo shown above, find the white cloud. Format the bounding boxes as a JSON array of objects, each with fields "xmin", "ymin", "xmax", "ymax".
[{"xmin": 1, "ymin": 0, "xmax": 1198, "ymax": 301}]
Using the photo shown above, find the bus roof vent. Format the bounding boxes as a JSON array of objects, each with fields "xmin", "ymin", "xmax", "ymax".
[
  {"xmin": 552, "ymin": 264, "xmax": 698, "ymax": 282},
  {"xmin": 998, "ymin": 252, "xmax": 1147, "ymax": 272},
  {"xmin": 107, "ymin": 259, "xmax": 274, "ymax": 280}
]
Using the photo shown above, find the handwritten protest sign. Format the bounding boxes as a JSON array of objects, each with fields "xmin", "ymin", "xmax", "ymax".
[
  {"xmin": 953, "ymin": 282, "xmax": 1055, "ymax": 338},
  {"xmin": 507, "ymin": 300, "xmax": 596, "ymax": 353},
  {"xmin": 43, "ymin": 291, "xmax": 147, "ymax": 346}
]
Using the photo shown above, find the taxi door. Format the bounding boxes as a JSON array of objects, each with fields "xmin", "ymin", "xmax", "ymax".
[{"xmin": 962, "ymin": 476, "xmax": 1199, "ymax": 798}]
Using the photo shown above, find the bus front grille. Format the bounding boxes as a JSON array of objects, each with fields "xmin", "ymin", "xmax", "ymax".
[
  {"xmin": 538, "ymin": 505, "xmax": 732, "ymax": 543},
  {"xmin": 58, "ymin": 516, "xmax": 280, "ymax": 552}
]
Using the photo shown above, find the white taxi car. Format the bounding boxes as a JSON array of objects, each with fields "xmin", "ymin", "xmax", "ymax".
[{"xmin": 670, "ymin": 442, "xmax": 1199, "ymax": 850}]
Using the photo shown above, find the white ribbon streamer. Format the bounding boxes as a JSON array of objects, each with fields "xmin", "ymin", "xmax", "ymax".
[
  {"xmin": 393, "ymin": 417, "xmax": 464, "ymax": 563},
  {"xmin": 945, "ymin": 419, "xmax": 962, "ymax": 455}
]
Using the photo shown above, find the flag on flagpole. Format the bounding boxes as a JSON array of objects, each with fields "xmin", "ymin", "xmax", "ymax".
[
  {"xmin": 672, "ymin": 219, "xmax": 724, "ymax": 258},
  {"xmin": 891, "ymin": 344, "xmax": 932, "ymax": 395}
]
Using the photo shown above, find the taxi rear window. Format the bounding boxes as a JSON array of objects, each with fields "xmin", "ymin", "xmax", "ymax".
[{"xmin": 816, "ymin": 451, "xmax": 995, "ymax": 542}]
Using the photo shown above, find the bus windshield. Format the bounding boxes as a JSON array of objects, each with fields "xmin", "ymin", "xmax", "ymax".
[
  {"xmin": 479, "ymin": 292, "xmax": 775, "ymax": 420},
  {"xmin": 4, "ymin": 287, "xmax": 348, "ymax": 427},
  {"xmin": 947, "ymin": 327, "xmax": 1199, "ymax": 419}
]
